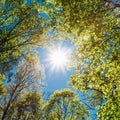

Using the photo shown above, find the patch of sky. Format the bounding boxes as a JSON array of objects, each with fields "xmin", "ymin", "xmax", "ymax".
[
  {"xmin": 46, "ymin": 29, "xmax": 56, "ymax": 36},
  {"xmin": 26, "ymin": 0, "xmax": 32, "ymax": 4},
  {"xmin": 77, "ymin": 90, "xmax": 98, "ymax": 120},
  {"xmin": 37, "ymin": 40, "xmax": 76, "ymax": 92},
  {"xmin": 3, "ymin": 66, "xmax": 17, "ymax": 86},
  {"xmin": 40, "ymin": 11, "xmax": 49, "ymax": 19}
]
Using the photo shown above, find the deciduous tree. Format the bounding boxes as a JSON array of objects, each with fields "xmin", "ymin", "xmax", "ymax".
[
  {"xmin": 43, "ymin": 89, "xmax": 89, "ymax": 120},
  {"xmin": 0, "ymin": 58, "xmax": 45, "ymax": 120}
]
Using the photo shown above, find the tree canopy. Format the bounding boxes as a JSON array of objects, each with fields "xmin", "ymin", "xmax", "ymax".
[
  {"xmin": 46, "ymin": 0, "xmax": 120, "ymax": 119},
  {"xmin": 0, "ymin": 0, "xmax": 120, "ymax": 119},
  {"xmin": 43, "ymin": 89, "xmax": 89, "ymax": 120}
]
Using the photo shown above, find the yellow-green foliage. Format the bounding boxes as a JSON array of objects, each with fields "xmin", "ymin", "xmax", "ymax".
[
  {"xmin": 48, "ymin": 0, "xmax": 120, "ymax": 119},
  {"xmin": 0, "ymin": 74, "xmax": 5, "ymax": 95},
  {"xmin": 43, "ymin": 89, "xmax": 89, "ymax": 120},
  {"xmin": 0, "ymin": 0, "xmax": 55, "ymax": 72}
]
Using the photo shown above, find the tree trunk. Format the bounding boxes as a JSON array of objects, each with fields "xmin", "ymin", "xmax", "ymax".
[{"xmin": 2, "ymin": 98, "xmax": 11, "ymax": 120}]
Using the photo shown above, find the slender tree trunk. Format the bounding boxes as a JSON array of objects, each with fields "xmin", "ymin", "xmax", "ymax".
[
  {"xmin": 1, "ymin": 86, "xmax": 17, "ymax": 120},
  {"xmin": 2, "ymin": 97, "xmax": 12, "ymax": 120}
]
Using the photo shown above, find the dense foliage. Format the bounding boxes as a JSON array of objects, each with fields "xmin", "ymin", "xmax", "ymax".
[
  {"xmin": 0, "ymin": 0, "xmax": 119, "ymax": 120},
  {"xmin": 52, "ymin": 0, "xmax": 120, "ymax": 119}
]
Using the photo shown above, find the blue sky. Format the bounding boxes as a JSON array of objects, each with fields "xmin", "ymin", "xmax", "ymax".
[{"xmin": 38, "ymin": 40, "xmax": 76, "ymax": 92}]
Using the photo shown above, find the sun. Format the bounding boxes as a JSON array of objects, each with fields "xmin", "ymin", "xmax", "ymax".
[
  {"xmin": 50, "ymin": 49, "xmax": 68, "ymax": 66},
  {"xmin": 48, "ymin": 46, "xmax": 71, "ymax": 71}
]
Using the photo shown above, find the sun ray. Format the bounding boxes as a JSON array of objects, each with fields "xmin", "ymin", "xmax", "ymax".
[{"xmin": 47, "ymin": 46, "xmax": 71, "ymax": 72}]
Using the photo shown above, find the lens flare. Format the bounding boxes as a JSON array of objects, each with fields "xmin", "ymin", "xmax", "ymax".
[{"xmin": 48, "ymin": 46, "xmax": 71, "ymax": 71}]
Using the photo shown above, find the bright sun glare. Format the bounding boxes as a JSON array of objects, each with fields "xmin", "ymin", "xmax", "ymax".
[{"xmin": 48, "ymin": 46, "xmax": 71, "ymax": 71}]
